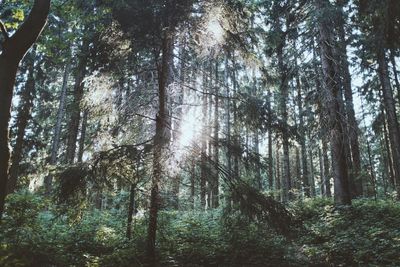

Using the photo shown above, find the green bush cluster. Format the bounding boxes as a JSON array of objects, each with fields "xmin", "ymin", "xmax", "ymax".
[{"xmin": 1, "ymin": 192, "xmax": 400, "ymax": 266}]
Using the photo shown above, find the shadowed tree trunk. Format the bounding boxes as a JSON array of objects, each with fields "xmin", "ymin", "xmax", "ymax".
[
  {"xmin": 126, "ymin": 183, "xmax": 136, "ymax": 239},
  {"xmin": 0, "ymin": 0, "xmax": 50, "ymax": 220},
  {"xmin": 200, "ymin": 62, "xmax": 208, "ymax": 209},
  {"xmin": 147, "ymin": 31, "xmax": 174, "ymax": 260},
  {"xmin": 7, "ymin": 52, "xmax": 37, "ymax": 194},
  {"xmin": 212, "ymin": 60, "xmax": 219, "ymax": 208},
  {"xmin": 65, "ymin": 40, "xmax": 89, "ymax": 164},
  {"xmin": 316, "ymin": 0, "xmax": 351, "ymax": 205},
  {"xmin": 77, "ymin": 109, "xmax": 88, "ymax": 163},
  {"xmin": 45, "ymin": 61, "xmax": 71, "ymax": 193},
  {"xmin": 376, "ymin": 47, "xmax": 400, "ymax": 198},
  {"xmin": 336, "ymin": 2, "xmax": 362, "ymax": 197}
]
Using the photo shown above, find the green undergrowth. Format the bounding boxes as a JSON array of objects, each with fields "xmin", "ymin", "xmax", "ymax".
[{"xmin": 1, "ymin": 191, "xmax": 399, "ymax": 266}]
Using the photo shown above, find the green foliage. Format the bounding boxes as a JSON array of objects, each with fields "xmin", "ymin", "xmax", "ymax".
[
  {"xmin": 295, "ymin": 198, "xmax": 400, "ymax": 266},
  {"xmin": 2, "ymin": 193, "xmax": 400, "ymax": 266}
]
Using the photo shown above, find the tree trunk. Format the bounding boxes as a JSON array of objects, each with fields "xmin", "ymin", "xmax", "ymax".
[
  {"xmin": 336, "ymin": 5, "xmax": 363, "ymax": 197},
  {"xmin": 126, "ymin": 184, "xmax": 136, "ymax": 239},
  {"xmin": 276, "ymin": 35, "xmax": 291, "ymax": 202},
  {"xmin": 376, "ymin": 47, "xmax": 400, "ymax": 197},
  {"xmin": 200, "ymin": 63, "xmax": 208, "ymax": 209},
  {"xmin": 296, "ymin": 76, "xmax": 310, "ymax": 197},
  {"xmin": 322, "ymin": 140, "xmax": 332, "ymax": 197},
  {"xmin": 7, "ymin": 52, "xmax": 36, "ymax": 194},
  {"xmin": 275, "ymin": 143, "xmax": 281, "ymax": 201},
  {"xmin": 190, "ymin": 159, "xmax": 195, "ymax": 209},
  {"xmin": 0, "ymin": 0, "xmax": 50, "ymax": 220},
  {"xmin": 77, "ymin": 109, "xmax": 88, "ymax": 163},
  {"xmin": 65, "ymin": 40, "xmax": 89, "ymax": 164},
  {"xmin": 316, "ymin": 0, "xmax": 351, "ymax": 205},
  {"xmin": 147, "ymin": 32, "xmax": 174, "ymax": 260},
  {"xmin": 212, "ymin": 61, "xmax": 219, "ymax": 208}
]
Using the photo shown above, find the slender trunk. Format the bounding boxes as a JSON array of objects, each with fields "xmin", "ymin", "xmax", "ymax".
[
  {"xmin": 309, "ymin": 148, "xmax": 316, "ymax": 197},
  {"xmin": 254, "ymin": 131, "xmax": 262, "ymax": 190},
  {"xmin": 65, "ymin": 40, "xmax": 89, "ymax": 164},
  {"xmin": 316, "ymin": 0, "xmax": 351, "ymax": 205},
  {"xmin": 77, "ymin": 109, "xmax": 88, "ymax": 163},
  {"xmin": 200, "ymin": 63, "xmax": 208, "ymax": 209},
  {"xmin": 267, "ymin": 91, "xmax": 274, "ymax": 190},
  {"xmin": 322, "ymin": 140, "xmax": 332, "ymax": 197},
  {"xmin": 275, "ymin": 143, "xmax": 281, "ymax": 201},
  {"xmin": 231, "ymin": 54, "xmax": 240, "ymax": 181},
  {"xmin": 318, "ymin": 148, "xmax": 324, "ymax": 196},
  {"xmin": 126, "ymin": 184, "xmax": 136, "ymax": 239},
  {"xmin": 44, "ymin": 61, "xmax": 70, "ymax": 193},
  {"xmin": 296, "ymin": 76, "xmax": 310, "ymax": 197},
  {"xmin": 212, "ymin": 61, "xmax": 219, "ymax": 208},
  {"xmin": 190, "ymin": 159, "xmax": 195, "ymax": 209},
  {"xmin": 0, "ymin": 0, "xmax": 50, "ymax": 219},
  {"xmin": 276, "ymin": 37, "xmax": 291, "ymax": 202},
  {"xmin": 7, "ymin": 53, "xmax": 36, "ymax": 194},
  {"xmin": 225, "ymin": 55, "xmax": 232, "ymax": 176}
]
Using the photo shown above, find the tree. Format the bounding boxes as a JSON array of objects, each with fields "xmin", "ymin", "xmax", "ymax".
[
  {"xmin": 0, "ymin": 0, "xmax": 50, "ymax": 219},
  {"xmin": 315, "ymin": 0, "xmax": 351, "ymax": 205}
]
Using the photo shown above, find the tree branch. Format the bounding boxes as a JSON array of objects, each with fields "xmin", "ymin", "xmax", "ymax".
[
  {"xmin": 4, "ymin": 0, "xmax": 51, "ymax": 61},
  {"xmin": 0, "ymin": 20, "xmax": 9, "ymax": 40}
]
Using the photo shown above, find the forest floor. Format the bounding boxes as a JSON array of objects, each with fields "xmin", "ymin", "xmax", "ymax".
[{"xmin": 1, "ymin": 194, "xmax": 400, "ymax": 267}]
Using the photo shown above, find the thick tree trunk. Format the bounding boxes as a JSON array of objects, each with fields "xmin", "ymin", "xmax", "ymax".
[
  {"xmin": 147, "ymin": 32, "xmax": 173, "ymax": 260},
  {"xmin": 316, "ymin": 0, "xmax": 351, "ymax": 205},
  {"xmin": 7, "ymin": 53, "xmax": 36, "ymax": 194},
  {"xmin": 65, "ymin": 40, "xmax": 89, "ymax": 164},
  {"xmin": 377, "ymin": 47, "xmax": 400, "ymax": 197},
  {"xmin": 336, "ymin": 6, "xmax": 363, "ymax": 197},
  {"xmin": 0, "ymin": 0, "xmax": 50, "ymax": 220},
  {"xmin": 382, "ymin": 110, "xmax": 395, "ymax": 188}
]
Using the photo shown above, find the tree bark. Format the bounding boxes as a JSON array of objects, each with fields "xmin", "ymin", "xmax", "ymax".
[
  {"xmin": 77, "ymin": 109, "xmax": 88, "ymax": 163},
  {"xmin": 296, "ymin": 76, "xmax": 310, "ymax": 197},
  {"xmin": 0, "ymin": 0, "xmax": 50, "ymax": 220},
  {"xmin": 147, "ymin": 31, "xmax": 174, "ymax": 260},
  {"xmin": 376, "ymin": 47, "xmax": 400, "ymax": 197},
  {"xmin": 65, "ymin": 40, "xmax": 89, "ymax": 164},
  {"xmin": 212, "ymin": 60, "xmax": 219, "ymax": 208},
  {"xmin": 44, "ymin": 61, "xmax": 70, "ymax": 193},
  {"xmin": 126, "ymin": 183, "xmax": 136, "ymax": 239},
  {"xmin": 316, "ymin": 0, "xmax": 351, "ymax": 205},
  {"xmin": 7, "ymin": 52, "xmax": 36, "ymax": 194},
  {"xmin": 336, "ymin": 4, "xmax": 363, "ymax": 197}
]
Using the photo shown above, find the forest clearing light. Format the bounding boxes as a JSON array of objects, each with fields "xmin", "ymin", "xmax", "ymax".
[
  {"xmin": 177, "ymin": 106, "xmax": 202, "ymax": 149},
  {"xmin": 198, "ymin": 5, "xmax": 226, "ymax": 54}
]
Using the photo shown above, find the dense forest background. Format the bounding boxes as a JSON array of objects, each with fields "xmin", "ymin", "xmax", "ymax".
[{"xmin": 1, "ymin": 0, "xmax": 400, "ymax": 266}]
